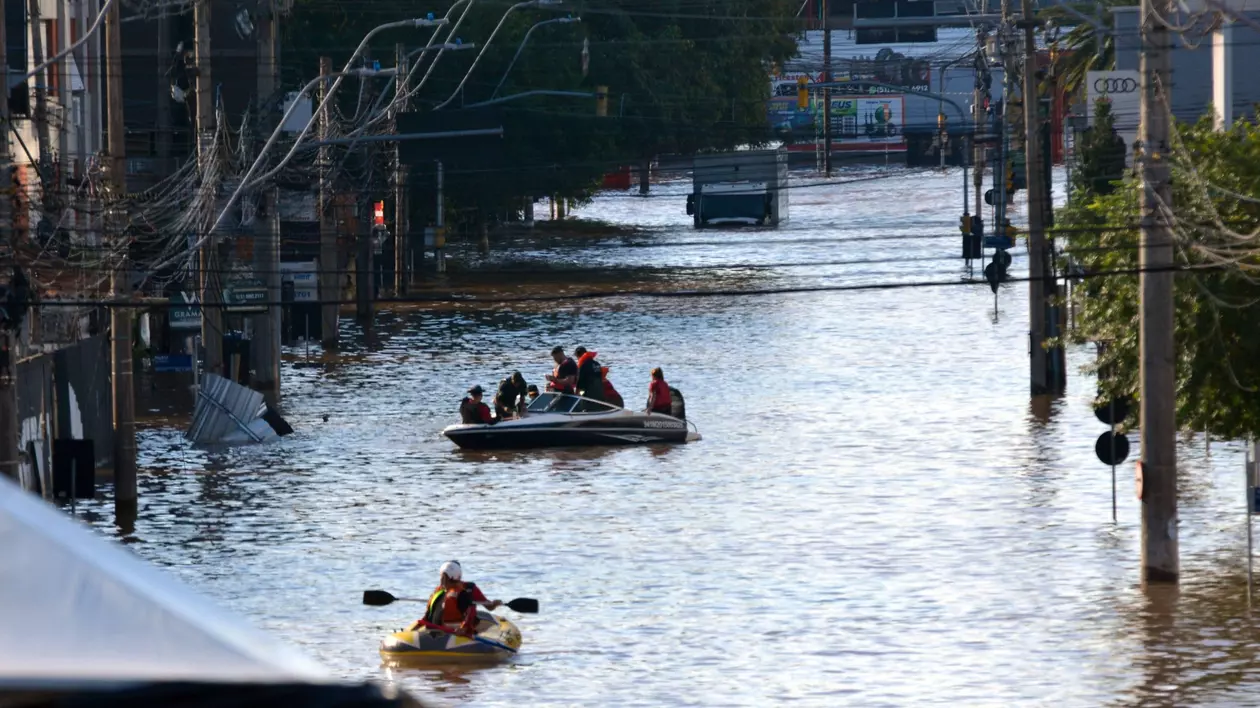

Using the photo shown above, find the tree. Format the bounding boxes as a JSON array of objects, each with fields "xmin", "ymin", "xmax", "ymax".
[
  {"xmin": 1070, "ymin": 98, "xmax": 1129, "ymax": 198},
  {"xmin": 1039, "ymin": 0, "xmax": 1126, "ymax": 97},
  {"xmin": 282, "ymin": 0, "xmax": 800, "ymax": 219},
  {"xmin": 1057, "ymin": 115, "xmax": 1260, "ymax": 439}
]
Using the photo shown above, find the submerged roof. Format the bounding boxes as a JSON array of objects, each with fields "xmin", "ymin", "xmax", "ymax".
[{"xmin": 0, "ymin": 475, "xmax": 331, "ymax": 689}]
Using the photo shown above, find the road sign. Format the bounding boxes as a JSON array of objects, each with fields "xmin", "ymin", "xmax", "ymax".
[
  {"xmin": 1096, "ymin": 431, "xmax": 1130, "ymax": 466},
  {"xmin": 1094, "ymin": 396, "xmax": 1132, "ymax": 426}
]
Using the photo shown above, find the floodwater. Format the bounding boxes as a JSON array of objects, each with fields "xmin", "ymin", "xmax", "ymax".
[{"xmin": 77, "ymin": 167, "xmax": 1260, "ymax": 706}]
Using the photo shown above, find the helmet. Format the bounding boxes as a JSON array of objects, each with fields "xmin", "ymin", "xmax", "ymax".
[{"xmin": 438, "ymin": 560, "xmax": 462, "ymax": 581}]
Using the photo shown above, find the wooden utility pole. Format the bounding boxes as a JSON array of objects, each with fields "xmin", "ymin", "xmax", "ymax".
[
  {"xmin": 253, "ymin": 0, "xmax": 280, "ymax": 398},
  {"xmin": 1020, "ymin": 0, "xmax": 1055, "ymax": 396},
  {"xmin": 106, "ymin": 0, "xmax": 136, "ymax": 507},
  {"xmin": 195, "ymin": 0, "xmax": 223, "ymax": 377},
  {"xmin": 393, "ymin": 43, "xmax": 408, "ymax": 297},
  {"xmin": 0, "ymin": 0, "xmax": 16, "ymax": 484},
  {"xmin": 1139, "ymin": 0, "xmax": 1178, "ymax": 582},
  {"xmin": 822, "ymin": 0, "xmax": 832, "ymax": 176},
  {"xmin": 318, "ymin": 57, "xmax": 339, "ymax": 349}
]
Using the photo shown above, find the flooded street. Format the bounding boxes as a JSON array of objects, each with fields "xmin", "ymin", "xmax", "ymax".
[{"xmin": 79, "ymin": 167, "xmax": 1260, "ymax": 706}]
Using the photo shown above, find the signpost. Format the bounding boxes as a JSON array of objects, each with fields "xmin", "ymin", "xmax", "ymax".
[
  {"xmin": 169, "ymin": 292, "xmax": 201, "ymax": 331},
  {"xmin": 223, "ymin": 277, "xmax": 267, "ymax": 314},
  {"xmin": 1095, "ymin": 396, "xmax": 1132, "ymax": 521}
]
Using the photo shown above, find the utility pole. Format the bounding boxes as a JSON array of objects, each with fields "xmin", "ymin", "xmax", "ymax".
[
  {"xmin": 0, "ymin": 0, "xmax": 16, "ymax": 484},
  {"xmin": 253, "ymin": 0, "xmax": 280, "ymax": 399},
  {"xmin": 822, "ymin": 0, "xmax": 832, "ymax": 176},
  {"xmin": 195, "ymin": 0, "xmax": 223, "ymax": 378},
  {"xmin": 27, "ymin": 0, "xmax": 51, "ymax": 182},
  {"xmin": 356, "ymin": 52, "xmax": 375, "ymax": 326},
  {"xmin": 318, "ymin": 57, "xmax": 340, "ymax": 349},
  {"xmin": 106, "ymin": 0, "xmax": 136, "ymax": 508},
  {"xmin": 393, "ymin": 43, "xmax": 408, "ymax": 297},
  {"xmin": 973, "ymin": 30, "xmax": 987, "ymax": 220},
  {"xmin": 1020, "ymin": 0, "xmax": 1054, "ymax": 396},
  {"xmin": 1139, "ymin": 0, "xmax": 1178, "ymax": 582}
]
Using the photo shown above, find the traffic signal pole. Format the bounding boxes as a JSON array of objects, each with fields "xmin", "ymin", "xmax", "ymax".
[{"xmin": 822, "ymin": 0, "xmax": 832, "ymax": 176}]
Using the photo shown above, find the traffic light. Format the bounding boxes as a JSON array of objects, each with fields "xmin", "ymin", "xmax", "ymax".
[
  {"xmin": 595, "ymin": 85, "xmax": 608, "ymax": 117},
  {"xmin": 959, "ymin": 213, "xmax": 972, "ymax": 234},
  {"xmin": 1005, "ymin": 162, "xmax": 1017, "ymax": 193},
  {"xmin": 1003, "ymin": 219, "xmax": 1018, "ymax": 243},
  {"xmin": 796, "ymin": 76, "xmax": 808, "ymax": 111}
]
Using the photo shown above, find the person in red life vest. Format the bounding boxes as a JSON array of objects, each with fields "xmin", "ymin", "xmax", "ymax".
[
  {"xmin": 459, "ymin": 385, "xmax": 495, "ymax": 424},
  {"xmin": 601, "ymin": 366, "xmax": 624, "ymax": 408},
  {"xmin": 545, "ymin": 346, "xmax": 577, "ymax": 393},
  {"xmin": 573, "ymin": 346, "xmax": 606, "ymax": 402},
  {"xmin": 409, "ymin": 561, "xmax": 503, "ymax": 637},
  {"xmin": 646, "ymin": 367, "xmax": 672, "ymax": 415}
]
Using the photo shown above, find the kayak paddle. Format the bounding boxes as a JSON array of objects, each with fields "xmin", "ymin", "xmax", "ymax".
[{"xmin": 362, "ymin": 589, "xmax": 539, "ymax": 614}]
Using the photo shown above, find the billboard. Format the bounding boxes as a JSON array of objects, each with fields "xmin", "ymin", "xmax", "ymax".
[
  {"xmin": 1086, "ymin": 70, "xmax": 1140, "ymax": 167},
  {"xmin": 768, "ymin": 95, "xmax": 907, "ymax": 150}
]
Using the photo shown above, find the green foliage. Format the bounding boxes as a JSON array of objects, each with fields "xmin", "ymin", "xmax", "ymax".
[
  {"xmin": 1039, "ymin": 0, "xmax": 1125, "ymax": 96},
  {"xmin": 1057, "ymin": 115, "xmax": 1260, "ymax": 439},
  {"xmin": 282, "ymin": 0, "xmax": 799, "ymax": 217},
  {"xmin": 1070, "ymin": 99, "xmax": 1128, "ymax": 199}
]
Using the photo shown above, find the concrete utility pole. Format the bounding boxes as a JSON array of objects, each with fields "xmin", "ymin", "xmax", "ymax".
[
  {"xmin": 393, "ymin": 43, "xmax": 409, "ymax": 297},
  {"xmin": 1138, "ymin": 0, "xmax": 1178, "ymax": 582},
  {"xmin": 973, "ymin": 31, "xmax": 986, "ymax": 220},
  {"xmin": 253, "ymin": 0, "xmax": 280, "ymax": 399},
  {"xmin": 195, "ymin": 0, "xmax": 223, "ymax": 377},
  {"xmin": 106, "ymin": 0, "xmax": 137, "ymax": 507},
  {"xmin": 27, "ymin": 0, "xmax": 51, "ymax": 182},
  {"xmin": 356, "ymin": 51, "xmax": 375, "ymax": 326},
  {"xmin": 1020, "ymin": 0, "xmax": 1054, "ymax": 396},
  {"xmin": 317, "ymin": 57, "xmax": 339, "ymax": 348},
  {"xmin": 0, "ymin": 1, "xmax": 16, "ymax": 484},
  {"xmin": 822, "ymin": 0, "xmax": 832, "ymax": 176}
]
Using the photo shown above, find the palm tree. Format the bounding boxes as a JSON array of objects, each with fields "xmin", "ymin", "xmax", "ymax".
[{"xmin": 1038, "ymin": 0, "xmax": 1126, "ymax": 98}]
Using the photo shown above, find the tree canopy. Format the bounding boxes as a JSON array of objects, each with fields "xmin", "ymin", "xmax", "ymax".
[
  {"xmin": 282, "ymin": 0, "xmax": 800, "ymax": 216},
  {"xmin": 1057, "ymin": 103, "xmax": 1260, "ymax": 439}
]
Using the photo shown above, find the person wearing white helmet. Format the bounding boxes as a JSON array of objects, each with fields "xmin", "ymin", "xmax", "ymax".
[{"xmin": 408, "ymin": 561, "xmax": 503, "ymax": 636}]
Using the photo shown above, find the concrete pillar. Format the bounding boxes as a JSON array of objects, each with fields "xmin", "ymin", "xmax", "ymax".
[{"xmin": 1213, "ymin": 20, "xmax": 1235, "ymax": 129}]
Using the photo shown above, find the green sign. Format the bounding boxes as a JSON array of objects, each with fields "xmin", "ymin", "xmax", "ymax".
[
  {"xmin": 169, "ymin": 293, "xmax": 200, "ymax": 331},
  {"xmin": 224, "ymin": 278, "xmax": 267, "ymax": 313}
]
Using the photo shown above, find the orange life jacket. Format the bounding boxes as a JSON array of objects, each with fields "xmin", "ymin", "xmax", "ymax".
[{"xmin": 426, "ymin": 582, "xmax": 471, "ymax": 624}]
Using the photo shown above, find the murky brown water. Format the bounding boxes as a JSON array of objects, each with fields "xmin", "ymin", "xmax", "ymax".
[{"xmin": 72, "ymin": 168, "xmax": 1260, "ymax": 706}]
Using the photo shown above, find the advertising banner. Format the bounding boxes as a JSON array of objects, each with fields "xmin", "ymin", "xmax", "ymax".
[{"xmin": 768, "ymin": 95, "xmax": 907, "ymax": 150}]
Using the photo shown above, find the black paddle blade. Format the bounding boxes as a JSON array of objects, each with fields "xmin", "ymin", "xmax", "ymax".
[
  {"xmin": 506, "ymin": 597, "xmax": 539, "ymax": 614},
  {"xmin": 363, "ymin": 590, "xmax": 397, "ymax": 606}
]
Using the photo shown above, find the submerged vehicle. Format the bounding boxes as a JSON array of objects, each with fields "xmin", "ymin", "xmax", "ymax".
[
  {"xmin": 442, "ymin": 390, "xmax": 700, "ymax": 450},
  {"xmin": 379, "ymin": 610, "xmax": 522, "ymax": 665}
]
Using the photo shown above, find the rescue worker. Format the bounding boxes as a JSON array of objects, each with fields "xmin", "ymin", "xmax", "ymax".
[
  {"xmin": 459, "ymin": 385, "xmax": 495, "ymax": 424},
  {"xmin": 495, "ymin": 372, "xmax": 528, "ymax": 420},
  {"xmin": 545, "ymin": 346, "xmax": 577, "ymax": 393},
  {"xmin": 573, "ymin": 346, "xmax": 605, "ymax": 402},
  {"xmin": 601, "ymin": 367, "xmax": 625, "ymax": 409},
  {"xmin": 646, "ymin": 367, "xmax": 672, "ymax": 415},
  {"xmin": 408, "ymin": 561, "xmax": 503, "ymax": 637}
]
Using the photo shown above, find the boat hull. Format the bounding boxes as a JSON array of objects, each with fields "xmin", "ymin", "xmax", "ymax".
[
  {"xmin": 443, "ymin": 417, "xmax": 691, "ymax": 450},
  {"xmin": 379, "ymin": 615, "xmax": 522, "ymax": 665}
]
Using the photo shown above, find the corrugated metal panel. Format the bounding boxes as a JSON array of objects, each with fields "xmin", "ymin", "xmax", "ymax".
[{"xmin": 186, "ymin": 373, "xmax": 269, "ymax": 444}]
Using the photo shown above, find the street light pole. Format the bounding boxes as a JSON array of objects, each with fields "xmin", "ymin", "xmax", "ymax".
[
  {"xmin": 434, "ymin": 0, "xmax": 564, "ymax": 110},
  {"xmin": 492, "ymin": 16, "xmax": 580, "ymax": 99}
]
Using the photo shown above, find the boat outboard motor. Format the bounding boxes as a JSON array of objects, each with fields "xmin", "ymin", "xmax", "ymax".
[{"xmin": 669, "ymin": 387, "xmax": 686, "ymax": 420}]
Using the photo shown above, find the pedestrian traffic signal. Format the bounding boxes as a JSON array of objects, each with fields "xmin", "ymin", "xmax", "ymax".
[{"xmin": 796, "ymin": 76, "xmax": 809, "ymax": 110}]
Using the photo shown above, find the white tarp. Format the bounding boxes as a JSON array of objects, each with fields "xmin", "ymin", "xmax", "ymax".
[{"xmin": 0, "ymin": 475, "xmax": 330, "ymax": 687}]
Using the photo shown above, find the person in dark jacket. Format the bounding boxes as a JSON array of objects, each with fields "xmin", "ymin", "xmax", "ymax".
[
  {"xmin": 459, "ymin": 385, "xmax": 495, "ymax": 424},
  {"xmin": 573, "ymin": 346, "xmax": 605, "ymax": 402},
  {"xmin": 546, "ymin": 347, "xmax": 578, "ymax": 393},
  {"xmin": 495, "ymin": 372, "xmax": 527, "ymax": 420}
]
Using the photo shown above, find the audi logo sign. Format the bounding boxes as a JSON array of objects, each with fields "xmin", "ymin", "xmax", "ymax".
[{"xmin": 1094, "ymin": 77, "xmax": 1138, "ymax": 93}]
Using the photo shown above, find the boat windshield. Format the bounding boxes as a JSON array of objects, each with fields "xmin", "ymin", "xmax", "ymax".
[{"xmin": 526, "ymin": 393, "xmax": 618, "ymax": 414}]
